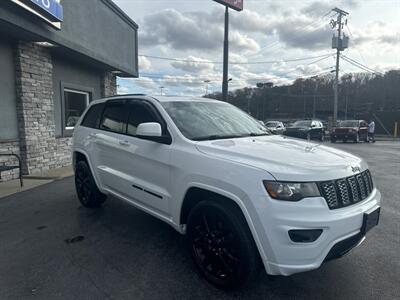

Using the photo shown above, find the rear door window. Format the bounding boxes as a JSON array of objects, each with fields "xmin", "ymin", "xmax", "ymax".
[
  {"xmin": 99, "ymin": 100, "xmax": 129, "ymax": 134},
  {"xmin": 81, "ymin": 103, "xmax": 105, "ymax": 129}
]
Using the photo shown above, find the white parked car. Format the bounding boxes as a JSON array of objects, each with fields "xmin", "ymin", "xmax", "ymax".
[
  {"xmin": 264, "ymin": 121, "xmax": 285, "ymax": 134},
  {"xmin": 72, "ymin": 95, "xmax": 381, "ymax": 289}
]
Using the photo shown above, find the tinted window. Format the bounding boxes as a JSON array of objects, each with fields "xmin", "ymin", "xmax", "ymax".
[
  {"xmin": 81, "ymin": 103, "xmax": 105, "ymax": 129},
  {"xmin": 340, "ymin": 120, "xmax": 359, "ymax": 127},
  {"xmin": 127, "ymin": 102, "xmax": 158, "ymax": 136},
  {"xmin": 266, "ymin": 122, "xmax": 279, "ymax": 127},
  {"xmin": 100, "ymin": 101, "xmax": 128, "ymax": 134},
  {"xmin": 293, "ymin": 121, "xmax": 311, "ymax": 127}
]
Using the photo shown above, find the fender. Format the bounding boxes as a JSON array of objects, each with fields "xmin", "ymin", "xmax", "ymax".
[
  {"xmin": 72, "ymin": 148, "xmax": 105, "ymax": 194},
  {"xmin": 179, "ymin": 182, "xmax": 272, "ymax": 274}
]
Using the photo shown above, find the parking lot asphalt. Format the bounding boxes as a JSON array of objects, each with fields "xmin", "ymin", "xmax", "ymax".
[{"xmin": 0, "ymin": 141, "xmax": 399, "ymax": 300}]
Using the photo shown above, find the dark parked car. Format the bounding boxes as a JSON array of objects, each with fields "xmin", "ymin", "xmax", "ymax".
[
  {"xmin": 330, "ymin": 120, "xmax": 368, "ymax": 143},
  {"xmin": 265, "ymin": 121, "xmax": 285, "ymax": 134},
  {"xmin": 284, "ymin": 120, "xmax": 324, "ymax": 141}
]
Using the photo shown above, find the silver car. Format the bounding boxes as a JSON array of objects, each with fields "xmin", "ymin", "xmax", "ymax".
[{"xmin": 265, "ymin": 121, "xmax": 285, "ymax": 134}]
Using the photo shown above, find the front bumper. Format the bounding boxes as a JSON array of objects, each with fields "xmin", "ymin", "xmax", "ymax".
[
  {"xmin": 254, "ymin": 188, "xmax": 381, "ymax": 276},
  {"xmin": 331, "ymin": 133, "xmax": 357, "ymax": 140}
]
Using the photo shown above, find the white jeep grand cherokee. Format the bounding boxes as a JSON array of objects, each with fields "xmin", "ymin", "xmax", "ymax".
[{"xmin": 72, "ymin": 95, "xmax": 381, "ymax": 289}]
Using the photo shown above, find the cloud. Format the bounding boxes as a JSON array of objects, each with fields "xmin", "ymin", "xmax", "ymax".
[
  {"xmin": 138, "ymin": 56, "xmax": 152, "ymax": 71},
  {"xmin": 350, "ymin": 21, "xmax": 400, "ymax": 46},
  {"xmin": 170, "ymin": 56, "xmax": 215, "ymax": 73},
  {"xmin": 140, "ymin": 9, "xmax": 260, "ymax": 52},
  {"xmin": 301, "ymin": 0, "xmax": 359, "ymax": 17},
  {"xmin": 117, "ymin": 85, "xmax": 130, "ymax": 95}
]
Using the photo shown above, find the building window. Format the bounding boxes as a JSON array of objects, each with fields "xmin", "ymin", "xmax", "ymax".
[{"xmin": 64, "ymin": 88, "xmax": 90, "ymax": 131}]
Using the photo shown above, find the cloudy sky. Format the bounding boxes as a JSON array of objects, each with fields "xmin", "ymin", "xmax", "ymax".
[{"xmin": 114, "ymin": 0, "xmax": 400, "ymax": 96}]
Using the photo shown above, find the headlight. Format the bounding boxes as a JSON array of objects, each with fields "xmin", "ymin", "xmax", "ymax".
[{"xmin": 263, "ymin": 181, "xmax": 320, "ymax": 201}]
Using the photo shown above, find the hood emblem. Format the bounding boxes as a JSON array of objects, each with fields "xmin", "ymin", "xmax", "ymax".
[{"xmin": 351, "ymin": 166, "xmax": 361, "ymax": 173}]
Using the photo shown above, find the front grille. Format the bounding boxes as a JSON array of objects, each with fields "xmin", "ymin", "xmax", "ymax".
[{"xmin": 318, "ymin": 170, "xmax": 374, "ymax": 209}]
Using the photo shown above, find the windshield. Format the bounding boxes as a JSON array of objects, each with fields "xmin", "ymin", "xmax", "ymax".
[
  {"xmin": 293, "ymin": 120, "xmax": 311, "ymax": 127},
  {"xmin": 266, "ymin": 122, "xmax": 279, "ymax": 127},
  {"xmin": 339, "ymin": 120, "xmax": 359, "ymax": 127},
  {"xmin": 162, "ymin": 101, "xmax": 269, "ymax": 141}
]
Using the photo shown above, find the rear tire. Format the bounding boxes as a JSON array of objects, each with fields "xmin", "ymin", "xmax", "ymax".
[
  {"xmin": 186, "ymin": 200, "xmax": 260, "ymax": 290},
  {"xmin": 75, "ymin": 161, "xmax": 106, "ymax": 208}
]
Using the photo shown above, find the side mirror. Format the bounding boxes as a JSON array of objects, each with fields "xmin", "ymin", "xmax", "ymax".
[
  {"xmin": 136, "ymin": 122, "xmax": 171, "ymax": 145},
  {"xmin": 136, "ymin": 122, "xmax": 162, "ymax": 137}
]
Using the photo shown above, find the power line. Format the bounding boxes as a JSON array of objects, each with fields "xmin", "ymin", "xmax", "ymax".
[
  {"xmin": 247, "ymin": 9, "xmax": 334, "ymax": 59},
  {"xmin": 341, "ymin": 54, "xmax": 383, "ymax": 75},
  {"xmin": 345, "ymin": 23, "xmax": 368, "ymax": 66},
  {"xmin": 139, "ymin": 53, "xmax": 335, "ymax": 65}
]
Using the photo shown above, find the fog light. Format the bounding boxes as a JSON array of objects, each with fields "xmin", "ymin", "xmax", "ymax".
[{"xmin": 288, "ymin": 229, "xmax": 323, "ymax": 243}]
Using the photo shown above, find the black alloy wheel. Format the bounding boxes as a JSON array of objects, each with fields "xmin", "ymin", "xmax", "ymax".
[
  {"xmin": 75, "ymin": 161, "xmax": 106, "ymax": 208},
  {"xmin": 187, "ymin": 200, "xmax": 260, "ymax": 289}
]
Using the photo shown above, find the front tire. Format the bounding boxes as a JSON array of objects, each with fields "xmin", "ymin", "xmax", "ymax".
[
  {"xmin": 186, "ymin": 200, "xmax": 260, "ymax": 289},
  {"xmin": 75, "ymin": 161, "xmax": 106, "ymax": 208}
]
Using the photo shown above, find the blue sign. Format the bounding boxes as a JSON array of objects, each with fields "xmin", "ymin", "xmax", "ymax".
[{"xmin": 29, "ymin": 0, "xmax": 63, "ymax": 22}]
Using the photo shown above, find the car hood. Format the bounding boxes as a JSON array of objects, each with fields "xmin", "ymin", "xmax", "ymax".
[
  {"xmin": 286, "ymin": 126, "xmax": 310, "ymax": 130},
  {"xmin": 195, "ymin": 135, "xmax": 367, "ymax": 181}
]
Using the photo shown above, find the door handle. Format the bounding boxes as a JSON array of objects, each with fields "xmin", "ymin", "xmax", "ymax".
[{"xmin": 119, "ymin": 140, "xmax": 130, "ymax": 146}]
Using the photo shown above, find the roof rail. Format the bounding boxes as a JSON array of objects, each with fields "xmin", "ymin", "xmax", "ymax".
[{"xmin": 108, "ymin": 94, "xmax": 147, "ymax": 98}]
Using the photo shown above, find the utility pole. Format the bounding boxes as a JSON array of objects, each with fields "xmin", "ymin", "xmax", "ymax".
[
  {"xmin": 331, "ymin": 7, "xmax": 349, "ymax": 123},
  {"xmin": 311, "ymin": 76, "xmax": 319, "ymax": 119},
  {"xmin": 222, "ymin": 6, "xmax": 229, "ymax": 102},
  {"xmin": 204, "ymin": 80, "xmax": 211, "ymax": 96},
  {"xmin": 160, "ymin": 86, "xmax": 164, "ymax": 96}
]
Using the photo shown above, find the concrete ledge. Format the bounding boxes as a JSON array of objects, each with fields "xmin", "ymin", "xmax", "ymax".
[{"xmin": 24, "ymin": 165, "xmax": 74, "ymax": 180}]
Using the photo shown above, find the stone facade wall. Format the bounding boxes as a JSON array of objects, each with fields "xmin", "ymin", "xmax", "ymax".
[
  {"xmin": 14, "ymin": 41, "xmax": 57, "ymax": 175},
  {"xmin": 0, "ymin": 141, "xmax": 20, "ymax": 181},
  {"xmin": 55, "ymin": 137, "xmax": 73, "ymax": 168},
  {"xmin": 101, "ymin": 72, "xmax": 117, "ymax": 97},
  {"xmin": 1, "ymin": 42, "xmax": 118, "ymax": 181}
]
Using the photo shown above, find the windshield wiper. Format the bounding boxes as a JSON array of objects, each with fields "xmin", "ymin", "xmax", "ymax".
[
  {"xmin": 192, "ymin": 134, "xmax": 245, "ymax": 141},
  {"xmin": 248, "ymin": 132, "xmax": 270, "ymax": 137}
]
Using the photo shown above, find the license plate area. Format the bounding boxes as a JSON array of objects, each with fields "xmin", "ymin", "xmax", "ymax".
[{"xmin": 361, "ymin": 208, "xmax": 380, "ymax": 235}]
